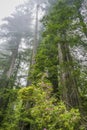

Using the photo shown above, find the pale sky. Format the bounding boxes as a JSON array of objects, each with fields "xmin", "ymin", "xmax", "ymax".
[{"xmin": 0, "ymin": 0, "xmax": 25, "ymax": 24}]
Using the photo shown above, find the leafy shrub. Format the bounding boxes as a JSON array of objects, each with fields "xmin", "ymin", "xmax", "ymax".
[{"xmin": 19, "ymin": 81, "xmax": 81, "ymax": 130}]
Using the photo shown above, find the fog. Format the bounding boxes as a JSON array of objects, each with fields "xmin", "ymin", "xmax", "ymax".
[{"xmin": 0, "ymin": 0, "xmax": 25, "ymax": 24}]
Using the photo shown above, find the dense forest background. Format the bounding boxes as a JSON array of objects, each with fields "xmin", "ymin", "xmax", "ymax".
[{"xmin": 0, "ymin": 0, "xmax": 87, "ymax": 130}]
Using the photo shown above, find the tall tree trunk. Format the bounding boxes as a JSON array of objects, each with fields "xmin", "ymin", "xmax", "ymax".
[
  {"xmin": 58, "ymin": 41, "xmax": 80, "ymax": 108},
  {"xmin": 6, "ymin": 39, "xmax": 20, "ymax": 79},
  {"xmin": 27, "ymin": 4, "xmax": 39, "ymax": 86},
  {"xmin": 0, "ymin": 38, "xmax": 21, "ymax": 88},
  {"xmin": 32, "ymin": 4, "xmax": 39, "ymax": 65}
]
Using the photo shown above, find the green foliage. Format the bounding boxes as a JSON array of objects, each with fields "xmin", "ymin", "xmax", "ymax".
[
  {"xmin": 0, "ymin": 88, "xmax": 21, "ymax": 130},
  {"xmin": 19, "ymin": 81, "xmax": 81, "ymax": 130}
]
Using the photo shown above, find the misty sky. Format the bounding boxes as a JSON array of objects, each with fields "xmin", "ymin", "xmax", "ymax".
[{"xmin": 0, "ymin": 0, "xmax": 25, "ymax": 24}]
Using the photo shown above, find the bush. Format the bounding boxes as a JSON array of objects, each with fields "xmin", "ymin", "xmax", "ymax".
[{"xmin": 19, "ymin": 82, "xmax": 81, "ymax": 130}]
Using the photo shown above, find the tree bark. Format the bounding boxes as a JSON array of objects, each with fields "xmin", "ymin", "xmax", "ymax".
[
  {"xmin": 58, "ymin": 41, "xmax": 80, "ymax": 108},
  {"xmin": 32, "ymin": 4, "xmax": 39, "ymax": 65},
  {"xmin": 6, "ymin": 39, "xmax": 20, "ymax": 79},
  {"xmin": 27, "ymin": 4, "xmax": 39, "ymax": 86}
]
